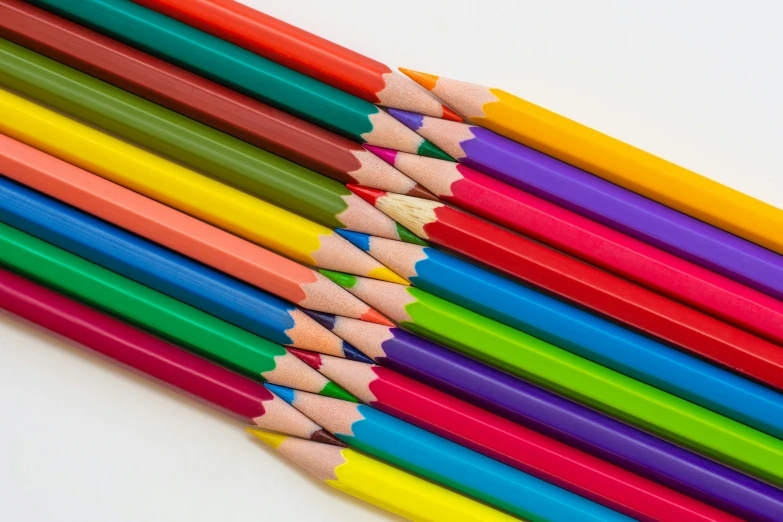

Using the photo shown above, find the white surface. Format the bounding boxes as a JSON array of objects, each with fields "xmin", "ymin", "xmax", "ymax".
[{"xmin": 1, "ymin": 1, "xmax": 782, "ymax": 521}]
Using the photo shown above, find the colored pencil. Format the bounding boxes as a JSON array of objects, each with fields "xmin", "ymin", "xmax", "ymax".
[
  {"xmin": 367, "ymin": 146, "xmax": 783, "ymax": 345},
  {"xmin": 131, "ymin": 0, "xmax": 461, "ymax": 121},
  {"xmin": 268, "ymin": 386, "xmax": 632, "ymax": 522},
  {"xmin": 248, "ymin": 430, "xmax": 519, "ymax": 522},
  {"xmin": 0, "ymin": 39, "xmax": 424, "ymax": 244},
  {"xmin": 0, "ymin": 0, "xmax": 437, "ymax": 200},
  {"xmin": 0, "ymin": 222, "xmax": 354, "ymax": 401},
  {"xmin": 25, "ymin": 0, "xmax": 451, "ymax": 161},
  {"xmin": 304, "ymin": 310, "xmax": 783, "ymax": 522},
  {"xmin": 288, "ymin": 349, "xmax": 741, "ymax": 522},
  {"xmin": 0, "ymin": 176, "xmax": 372, "ymax": 366},
  {"xmin": 336, "ymin": 229, "xmax": 783, "ymax": 431},
  {"xmin": 389, "ymin": 109, "xmax": 783, "ymax": 300},
  {"xmin": 319, "ymin": 271, "xmax": 783, "ymax": 486},
  {"xmin": 402, "ymin": 70, "xmax": 783, "ymax": 255},
  {"xmin": 350, "ymin": 187, "xmax": 783, "ymax": 396},
  {"xmin": 0, "ymin": 89, "xmax": 406, "ymax": 284},
  {"xmin": 0, "ymin": 267, "xmax": 340, "ymax": 445},
  {"xmin": 0, "ymin": 134, "xmax": 389, "ymax": 326}
]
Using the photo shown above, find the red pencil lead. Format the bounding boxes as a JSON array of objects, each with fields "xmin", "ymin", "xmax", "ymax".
[
  {"xmin": 440, "ymin": 105, "xmax": 463, "ymax": 122},
  {"xmin": 347, "ymin": 184, "xmax": 387, "ymax": 206},
  {"xmin": 287, "ymin": 347, "xmax": 325, "ymax": 370}
]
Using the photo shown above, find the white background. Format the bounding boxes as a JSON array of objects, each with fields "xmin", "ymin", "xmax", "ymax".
[{"xmin": 2, "ymin": 1, "xmax": 783, "ymax": 520}]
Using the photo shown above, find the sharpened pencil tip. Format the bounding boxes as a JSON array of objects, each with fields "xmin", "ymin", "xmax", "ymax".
[
  {"xmin": 396, "ymin": 223, "xmax": 429, "ymax": 246},
  {"xmin": 368, "ymin": 266, "xmax": 409, "ymax": 286},
  {"xmin": 288, "ymin": 347, "xmax": 323, "ymax": 369},
  {"xmin": 418, "ymin": 140, "xmax": 454, "ymax": 161},
  {"xmin": 343, "ymin": 343, "xmax": 376, "ymax": 364},
  {"xmin": 311, "ymin": 429, "xmax": 345, "ymax": 447},
  {"xmin": 319, "ymin": 269, "xmax": 358, "ymax": 289},
  {"xmin": 247, "ymin": 428, "xmax": 288, "ymax": 448},
  {"xmin": 265, "ymin": 383, "xmax": 296, "ymax": 404},
  {"xmin": 336, "ymin": 229, "xmax": 372, "ymax": 252},
  {"xmin": 364, "ymin": 145, "xmax": 399, "ymax": 166},
  {"xmin": 440, "ymin": 105, "xmax": 463, "ymax": 122},
  {"xmin": 398, "ymin": 68, "xmax": 439, "ymax": 91},
  {"xmin": 388, "ymin": 108, "xmax": 426, "ymax": 132},
  {"xmin": 361, "ymin": 308, "xmax": 394, "ymax": 327},
  {"xmin": 347, "ymin": 184, "xmax": 386, "ymax": 206}
]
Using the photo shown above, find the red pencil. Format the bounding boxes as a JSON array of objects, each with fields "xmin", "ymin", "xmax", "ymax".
[
  {"xmin": 365, "ymin": 146, "xmax": 783, "ymax": 346},
  {"xmin": 288, "ymin": 348, "xmax": 742, "ymax": 522},
  {"xmin": 0, "ymin": 266, "xmax": 340, "ymax": 444},
  {"xmin": 130, "ymin": 0, "xmax": 460, "ymax": 120},
  {"xmin": 349, "ymin": 185, "xmax": 783, "ymax": 391}
]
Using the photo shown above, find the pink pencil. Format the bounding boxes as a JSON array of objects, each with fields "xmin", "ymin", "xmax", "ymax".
[
  {"xmin": 0, "ymin": 133, "xmax": 390, "ymax": 325},
  {"xmin": 366, "ymin": 146, "xmax": 783, "ymax": 346}
]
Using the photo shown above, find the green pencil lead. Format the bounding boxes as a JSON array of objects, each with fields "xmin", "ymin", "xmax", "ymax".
[
  {"xmin": 397, "ymin": 223, "xmax": 429, "ymax": 246},
  {"xmin": 418, "ymin": 140, "xmax": 454, "ymax": 162},
  {"xmin": 319, "ymin": 269, "xmax": 358, "ymax": 288}
]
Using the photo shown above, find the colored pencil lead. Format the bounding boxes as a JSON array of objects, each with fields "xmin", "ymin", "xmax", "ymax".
[
  {"xmin": 0, "ymin": 39, "xmax": 425, "ymax": 244},
  {"xmin": 0, "ymin": 88, "xmax": 406, "ymax": 285},
  {"xmin": 266, "ymin": 385, "xmax": 633, "ymax": 521},
  {"xmin": 131, "ymin": 0, "xmax": 462, "ymax": 121},
  {"xmin": 364, "ymin": 145, "xmax": 783, "ymax": 344},
  {"xmin": 286, "ymin": 348, "xmax": 745, "ymax": 521},
  {"xmin": 0, "ymin": 266, "xmax": 340, "ymax": 444},
  {"xmin": 24, "ymin": 0, "xmax": 451, "ymax": 160},
  {"xmin": 400, "ymin": 69, "xmax": 783, "ymax": 255},
  {"xmin": 388, "ymin": 108, "xmax": 783, "ymax": 301},
  {"xmin": 317, "ymin": 270, "xmax": 783, "ymax": 486},
  {"xmin": 346, "ymin": 187, "xmax": 783, "ymax": 396},
  {"xmin": 248, "ymin": 429, "xmax": 521, "ymax": 522}
]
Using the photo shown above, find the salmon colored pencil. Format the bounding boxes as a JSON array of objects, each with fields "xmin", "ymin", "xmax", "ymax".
[
  {"xmin": 288, "ymin": 349, "xmax": 741, "ymax": 522},
  {"xmin": 0, "ymin": 0, "xmax": 435, "ymax": 200},
  {"xmin": 350, "ymin": 186, "xmax": 783, "ymax": 396},
  {"xmin": 365, "ymin": 146, "xmax": 783, "ymax": 345},
  {"xmin": 402, "ymin": 70, "xmax": 783, "ymax": 255},
  {"xmin": 0, "ymin": 266, "xmax": 341, "ymax": 444},
  {"xmin": 0, "ymin": 134, "xmax": 389, "ymax": 326},
  {"xmin": 0, "ymin": 88, "xmax": 406, "ymax": 284},
  {"xmin": 131, "ymin": 0, "xmax": 460, "ymax": 120}
]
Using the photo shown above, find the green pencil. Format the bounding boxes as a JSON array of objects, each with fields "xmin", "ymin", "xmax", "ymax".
[
  {"xmin": 320, "ymin": 269, "xmax": 783, "ymax": 486},
  {"xmin": 0, "ymin": 38, "xmax": 420, "ymax": 243},
  {"xmin": 0, "ymin": 220, "xmax": 355, "ymax": 401},
  {"xmin": 24, "ymin": 0, "xmax": 450, "ymax": 160}
]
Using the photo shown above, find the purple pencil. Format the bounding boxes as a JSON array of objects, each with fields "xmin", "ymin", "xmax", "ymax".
[
  {"xmin": 389, "ymin": 110, "xmax": 783, "ymax": 301},
  {"xmin": 303, "ymin": 309, "xmax": 783, "ymax": 521}
]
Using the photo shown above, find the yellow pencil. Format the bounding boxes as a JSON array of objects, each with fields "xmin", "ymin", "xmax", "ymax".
[
  {"xmin": 0, "ymin": 89, "xmax": 405, "ymax": 284},
  {"xmin": 248, "ymin": 429, "xmax": 519, "ymax": 522},
  {"xmin": 401, "ymin": 70, "xmax": 783, "ymax": 255}
]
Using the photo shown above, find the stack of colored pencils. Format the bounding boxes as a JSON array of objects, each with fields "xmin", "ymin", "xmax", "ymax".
[{"xmin": 2, "ymin": 1, "xmax": 782, "ymax": 521}]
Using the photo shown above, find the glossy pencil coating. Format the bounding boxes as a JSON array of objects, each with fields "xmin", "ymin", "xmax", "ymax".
[
  {"xmin": 402, "ymin": 70, "xmax": 783, "ymax": 255},
  {"xmin": 249, "ymin": 430, "xmax": 519, "ymax": 522},
  {"xmin": 130, "ymin": 0, "xmax": 460, "ymax": 120},
  {"xmin": 349, "ymin": 187, "xmax": 783, "ymax": 397},
  {"xmin": 0, "ymin": 176, "xmax": 370, "ymax": 374},
  {"xmin": 0, "ymin": 134, "xmax": 390, "ymax": 325},
  {"xmin": 389, "ymin": 109, "xmax": 783, "ymax": 300},
  {"xmin": 289, "ymin": 349, "xmax": 741, "ymax": 522},
  {"xmin": 0, "ymin": 38, "xmax": 422, "ymax": 243},
  {"xmin": 367, "ymin": 146, "xmax": 783, "ymax": 345},
  {"xmin": 0, "ymin": 0, "xmax": 436, "ymax": 199},
  {"xmin": 24, "ymin": 0, "xmax": 451, "ymax": 160},
  {"xmin": 304, "ymin": 311, "xmax": 783, "ymax": 522},
  {"xmin": 336, "ymin": 228, "xmax": 783, "ymax": 435},
  {"xmin": 320, "ymin": 271, "xmax": 783, "ymax": 486},
  {"xmin": 268, "ymin": 386, "xmax": 632, "ymax": 521},
  {"xmin": 0, "ymin": 88, "xmax": 405, "ymax": 284},
  {"xmin": 0, "ymin": 267, "xmax": 339, "ymax": 444},
  {"xmin": 0, "ymin": 221, "xmax": 352, "ymax": 400}
]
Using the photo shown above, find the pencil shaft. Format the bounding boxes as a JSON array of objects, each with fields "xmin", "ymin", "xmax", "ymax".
[
  {"xmin": 0, "ymin": 0, "xmax": 431, "ymax": 198},
  {"xmin": 391, "ymin": 111, "xmax": 783, "ymax": 300},
  {"xmin": 0, "ymin": 267, "xmax": 272, "ymax": 421},
  {"xmin": 366, "ymin": 324, "xmax": 783, "ymax": 521}
]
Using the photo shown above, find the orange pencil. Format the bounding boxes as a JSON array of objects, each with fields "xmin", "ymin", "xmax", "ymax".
[{"xmin": 0, "ymin": 133, "xmax": 390, "ymax": 325}]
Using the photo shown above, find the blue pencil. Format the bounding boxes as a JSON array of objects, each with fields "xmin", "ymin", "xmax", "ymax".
[
  {"xmin": 266, "ymin": 385, "xmax": 633, "ymax": 522},
  {"xmin": 305, "ymin": 310, "xmax": 783, "ymax": 521},
  {"xmin": 336, "ymin": 229, "xmax": 783, "ymax": 440},
  {"xmin": 0, "ymin": 175, "xmax": 369, "ymax": 362}
]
